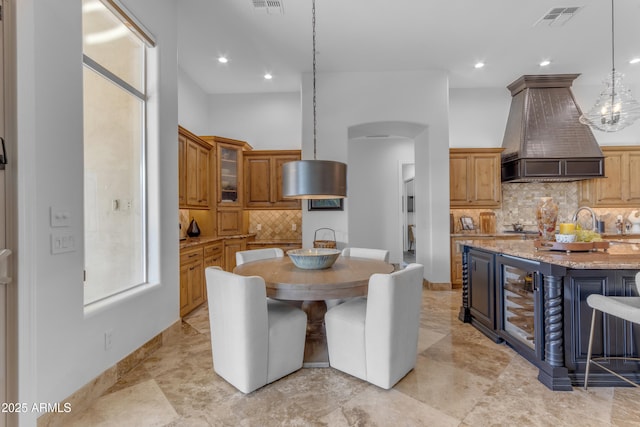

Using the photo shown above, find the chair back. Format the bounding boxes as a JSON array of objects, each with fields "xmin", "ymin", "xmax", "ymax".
[
  {"xmin": 205, "ymin": 267, "xmax": 269, "ymax": 392},
  {"xmin": 365, "ymin": 263, "xmax": 424, "ymax": 386},
  {"xmin": 341, "ymin": 247, "xmax": 390, "ymax": 263},
  {"xmin": 236, "ymin": 247, "xmax": 284, "ymax": 266}
]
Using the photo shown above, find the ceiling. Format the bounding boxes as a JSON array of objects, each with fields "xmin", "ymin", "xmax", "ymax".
[{"xmin": 177, "ymin": 0, "xmax": 640, "ymax": 94}]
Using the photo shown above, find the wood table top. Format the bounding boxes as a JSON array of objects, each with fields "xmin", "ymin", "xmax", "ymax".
[{"xmin": 234, "ymin": 256, "xmax": 394, "ymax": 301}]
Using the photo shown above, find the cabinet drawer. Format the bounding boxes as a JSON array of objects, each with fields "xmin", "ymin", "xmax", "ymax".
[
  {"xmin": 204, "ymin": 242, "xmax": 223, "ymax": 258},
  {"xmin": 180, "ymin": 246, "xmax": 203, "ymax": 264}
]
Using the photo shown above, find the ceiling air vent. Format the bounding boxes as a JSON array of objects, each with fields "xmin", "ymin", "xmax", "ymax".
[
  {"xmin": 534, "ymin": 6, "xmax": 582, "ymax": 27},
  {"xmin": 251, "ymin": 0, "xmax": 284, "ymax": 15}
]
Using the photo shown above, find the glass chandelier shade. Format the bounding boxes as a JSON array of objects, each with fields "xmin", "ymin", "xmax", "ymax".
[
  {"xmin": 579, "ymin": 71, "xmax": 640, "ymax": 132},
  {"xmin": 579, "ymin": 0, "xmax": 640, "ymax": 132},
  {"xmin": 281, "ymin": 0, "xmax": 347, "ymax": 200}
]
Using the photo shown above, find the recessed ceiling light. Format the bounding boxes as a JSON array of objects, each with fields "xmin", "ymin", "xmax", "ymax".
[
  {"xmin": 630, "ymin": 58, "xmax": 640, "ymax": 64},
  {"xmin": 218, "ymin": 56, "xmax": 228, "ymax": 64},
  {"xmin": 539, "ymin": 60, "xmax": 551, "ymax": 67},
  {"xmin": 264, "ymin": 73, "xmax": 273, "ymax": 80},
  {"xmin": 474, "ymin": 62, "xmax": 485, "ymax": 69}
]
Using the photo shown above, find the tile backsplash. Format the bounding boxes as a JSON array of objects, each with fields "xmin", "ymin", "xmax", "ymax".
[
  {"xmin": 248, "ymin": 210, "xmax": 302, "ymax": 240},
  {"xmin": 451, "ymin": 181, "xmax": 640, "ymax": 234}
]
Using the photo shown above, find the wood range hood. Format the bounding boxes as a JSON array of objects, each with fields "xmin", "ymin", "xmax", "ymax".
[{"xmin": 501, "ymin": 74, "xmax": 605, "ymax": 183}]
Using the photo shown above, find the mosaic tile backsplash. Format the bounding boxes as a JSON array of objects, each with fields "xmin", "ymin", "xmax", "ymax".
[{"xmin": 451, "ymin": 182, "xmax": 638, "ymax": 234}]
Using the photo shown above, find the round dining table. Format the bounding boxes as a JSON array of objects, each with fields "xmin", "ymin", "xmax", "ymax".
[{"xmin": 234, "ymin": 255, "xmax": 394, "ymax": 367}]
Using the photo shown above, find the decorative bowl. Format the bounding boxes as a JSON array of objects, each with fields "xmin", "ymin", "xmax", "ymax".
[
  {"xmin": 555, "ymin": 234, "xmax": 576, "ymax": 243},
  {"xmin": 287, "ymin": 248, "xmax": 341, "ymax": 270}
]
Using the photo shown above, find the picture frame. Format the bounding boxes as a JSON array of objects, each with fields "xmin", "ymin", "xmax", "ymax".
[
  {"xmin": 460, "ymin": 216, "xmax": 474, "ymax": 230},
  {"xmin": 308, "ymin": 198, "xmax": 344, "ymax": 211}
]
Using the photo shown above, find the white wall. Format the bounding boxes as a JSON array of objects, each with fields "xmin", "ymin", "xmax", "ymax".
[
  {"xmin": 15, "ymin": 1, "xmax": 179, "ymax": 424},
  {"xmin": 208, "ymin": 92, "xmax": 301, "ymax": 149},
  {"xmin": 348, "ymin": 137, "xmax": 414, "ymax": 264},
  {"xmin": 300, "ymin": 70, "xmax": 451, "ymax": 283},
  {"xmin": 178, "ymin": 66, "xmax": 209, "ymax": 134},
  {"xmin": 449, "ymin": 84, "xmax": 640, "ymax": 148}
]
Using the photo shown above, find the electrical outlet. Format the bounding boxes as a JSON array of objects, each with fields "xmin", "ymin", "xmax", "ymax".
[
  {"xmin": 104, "ymin": 330, "xmax": 113, "ymax": 350},
  {"xmin": 291, "ymin": 223, "xmax": 297, "ymax": 231},
  {"xmin": 256, "ymin": 224, "xmax": 262, "ymax": 231}
]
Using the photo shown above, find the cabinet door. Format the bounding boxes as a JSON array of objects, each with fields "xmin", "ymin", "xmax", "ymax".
[
  {"xmin": 627, "ymin": 151, "xmax": 640, "ymax": 204},
  {"xmin": 472, "ymin": 155, "xmax": 501, "ymax": 205},
  {"xmin": 564, "ymin": 270, "xmax": 640, "ymax": 378},
  {"xmin": 274, "ymin": 156, "xmax": 302, "ymax": 208},
  {"xmin": 594, "ymin": 152, "xmax": 624, "ymax": 205},
  {"xmin": 195, "ymin": 144, "xmax": 210, "ymax": 207},
  {"xmin": 218, "ymin": 143, "xmax": 242, "ymax": 206},
  {"xmin": 189, "ymin": 258, "xmax": 205, "ymax": 309},
  {"xmin": 468, "ymin": 249, "xmax": 495, "ymax": 330},
  {"xmin": 224, "ymin": 238, "xmax": 247, "ymax": 272},
  {"xmin": 178, "ymin": 134, "xmax": 187, "ymax": 207},
  {"xmin": 245, "ymin": 156, "xmax": 272, "ymax": 207},
  {"xmin": 217, "ymin": 209, "xmax": 243, "ymax": 236},
  {"xmin": 179, "ymin": 262, "xmax": 190, "ymax": 316},
  {"xmin": 185, "ymin": 139, "xmax": 210, "ymax": 208},
  {"xmin": 449, "ymin": 155, "xmax": 470, "ymax": 205}
]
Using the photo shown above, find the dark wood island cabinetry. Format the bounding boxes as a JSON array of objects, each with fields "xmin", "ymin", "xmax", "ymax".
[{"xmin": 459, "ymin": 239, "xmax": 640, "ymax": 390}]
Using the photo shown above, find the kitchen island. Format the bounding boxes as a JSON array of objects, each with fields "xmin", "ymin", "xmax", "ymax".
[{"xmin": 458, "ymin": 239, "xmax": 640, "ymax": 390}]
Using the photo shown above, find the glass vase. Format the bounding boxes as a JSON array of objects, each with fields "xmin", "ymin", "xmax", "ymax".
[{"xmin": 536, "ymin": 197, "xmax": 558, "ymax": 241}]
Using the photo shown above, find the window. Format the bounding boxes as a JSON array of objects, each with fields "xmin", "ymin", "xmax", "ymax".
[{"xmin": 82, "ymin": 0, "xmax": 155, "ymax": 305}]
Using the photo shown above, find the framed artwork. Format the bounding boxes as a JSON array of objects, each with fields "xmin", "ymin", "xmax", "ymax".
[
  {"xmin": 460, "ymin": 216, "xmax": 474, "ymax": 230},
  {"xmin": 308, "ymin": 198, "xmax": 344, "ymax": 211}
]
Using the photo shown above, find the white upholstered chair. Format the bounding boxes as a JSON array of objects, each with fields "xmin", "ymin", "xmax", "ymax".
[
  {"xmin": 236, "ymin": 247, "xmax": 284, "ymax": 266},
  {"xmin": 584, "ymin": 271, "xmax": 640, "ymax": 389},
  {"xmin": 341, "ymin": 247, "xmax": 390, "ymax": 263},
  {"xmin": 326, "ymin": 247, "xmax": 391, "ymax": 309},
  {"xmin": 205, "ymin": 267, "xmax": 307, "ymax": 393},
  {"xmin": 325, "ymin": 263, "xmax": 424, "ymax": 389}
]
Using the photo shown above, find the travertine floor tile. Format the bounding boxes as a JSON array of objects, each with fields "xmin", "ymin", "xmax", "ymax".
[
  {"xmin": 65, "ymin": 380, "xmax": 178, "ymax": 427},
  {"xmin": 56, "ymin": 290, "xmax": 636, "ymax": 427}
]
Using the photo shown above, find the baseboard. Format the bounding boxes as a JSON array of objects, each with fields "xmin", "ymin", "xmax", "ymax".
[
  {"xmin": 37, "ymin": 319, "xmax": 182, "ymax": 427},
  {"xmin": 424, "ymin": 279, "xmax": 452, "ymax": 291}
]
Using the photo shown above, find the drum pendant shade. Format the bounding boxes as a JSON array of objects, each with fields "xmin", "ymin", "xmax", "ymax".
[{"xmin": 282, "ymin": 160, "xmax": 346, "ymax": 199}]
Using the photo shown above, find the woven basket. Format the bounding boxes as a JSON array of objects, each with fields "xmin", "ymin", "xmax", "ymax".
[{"xmin": 313, "ymin": 228, "xmax": 337, "ymax": 249}]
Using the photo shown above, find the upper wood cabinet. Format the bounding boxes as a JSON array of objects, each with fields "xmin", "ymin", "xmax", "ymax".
[
  {"xmin": 200, "ymin": 136, "xmax": 252, "ymax": 208},
  {"xmin": 244, "ymin": 150, "xmax": 301, "ymax": 209},
  {"xmin": 178, "ymin": 126, "xmax": 211, "ymax": 209},
  {"xmin": 579, "ymin": 146, "xmax": 640, "ymax": 207},
  {"xmin": 450, "ymin": 148, "xmax": 503, "ymax": 208}
]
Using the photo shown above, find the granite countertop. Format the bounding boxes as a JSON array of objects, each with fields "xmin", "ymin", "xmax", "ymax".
[
  {"xmin": 461, "ymin": 239, "xmax": 640, "ymax": 270},
  {"xmin": 248, "ymin": 240, "xmax": 302, "ymax": 246},
  {"xmin": 179, "ymin": 233, "xmax": 257, "ymax": 249}
]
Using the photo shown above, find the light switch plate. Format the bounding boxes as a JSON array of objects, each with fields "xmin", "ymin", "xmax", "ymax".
[
  {"xmin": 51, "ymin": 231, "xmax": 76, "ymax": 254},
  {"xmin": 50, "ymin": 206, "xmax": 71, "ymax": 227}
]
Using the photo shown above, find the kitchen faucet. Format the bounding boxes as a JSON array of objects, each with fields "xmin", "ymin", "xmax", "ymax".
[{"xmin": 572, "ymin": 206, "xmax": 598, "ymax": 230}]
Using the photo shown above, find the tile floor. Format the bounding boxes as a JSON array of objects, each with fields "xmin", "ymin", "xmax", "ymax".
[{"xmin": 63, "ymin": 289, "xmax": 639, "ymax": 426}]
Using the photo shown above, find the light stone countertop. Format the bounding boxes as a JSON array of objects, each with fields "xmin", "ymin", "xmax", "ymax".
[
  {"xmin": 460, "ymin": 238, "xmax": 640, "ymax": 270},
  {"xmin": 179, "ymin": 234, "xmax": 257, "ymax": 250}
]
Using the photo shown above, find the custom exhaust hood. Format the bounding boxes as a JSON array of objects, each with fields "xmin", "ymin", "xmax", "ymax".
[{"xmin": 501, "ymin": 74, "xmax": 604, "ymax": 182}]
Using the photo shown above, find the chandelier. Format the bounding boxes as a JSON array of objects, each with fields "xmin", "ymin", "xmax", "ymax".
[{"xmin": 579, "ymin": 0, "xmax": 640, "ymax": 132}]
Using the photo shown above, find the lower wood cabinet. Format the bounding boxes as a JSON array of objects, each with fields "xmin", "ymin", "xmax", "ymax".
[
  {"xmin": 224, "ymin": 237, "xmax": 247, "ymax": 272},
  {"xmin": 179, "ymin": 246, "xmax": 205, "ymax": 317},
  {"xmin": 180, "ymin": 238, "xmax": 247, "ymax": 317},
  {"xmin": 204, "ymin": 241, "xmax": 223, "ymax": 269}
]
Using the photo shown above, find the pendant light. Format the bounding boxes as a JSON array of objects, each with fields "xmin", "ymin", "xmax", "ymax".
[
  {"xmin": 282, "ymin": 0, "xmax": 347, "ymax": 199},
  {"xmin": 579, "ymin": 0, "xmax": 640, "ymax": 132}
]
